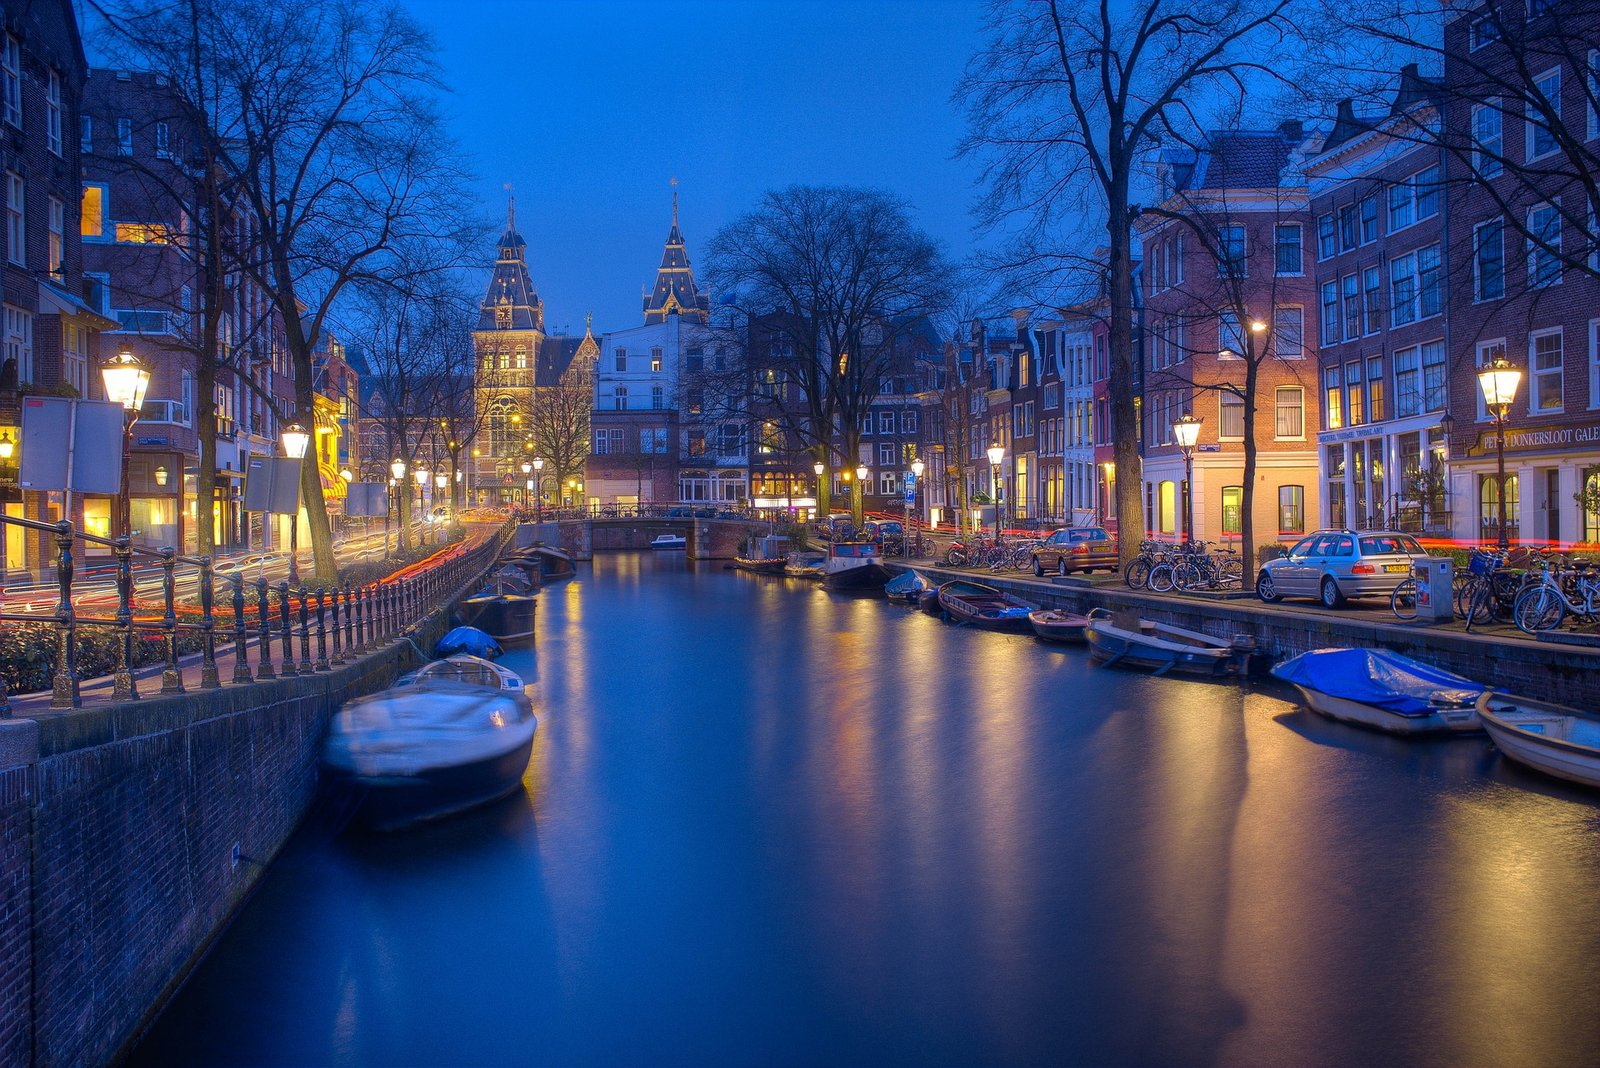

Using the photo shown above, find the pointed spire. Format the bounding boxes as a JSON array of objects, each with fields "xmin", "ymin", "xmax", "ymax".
[
  {"xmin": 643, "ymin": 181, "xmax": 709, "ymax": 325},
  {"xmin": 671, "ymin": 176, "xmax": 679, "ymax": 230}
]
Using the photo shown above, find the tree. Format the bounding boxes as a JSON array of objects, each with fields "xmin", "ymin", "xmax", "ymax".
[
  {"xmin": 525, "ymin": 354, "xmax": 594, "ymax": 503},
  {"xmin": 960, "ymin": 0, "xmax": 1293, "ymax": 567},
  {"xmin": 706, "ymin": 186, "xmax": 946, "ymax": 524}
]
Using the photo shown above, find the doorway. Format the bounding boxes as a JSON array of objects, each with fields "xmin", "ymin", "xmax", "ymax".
[{"xmin": 1547, "ymin": 469, "xmax": 1561, "ymax": 545}]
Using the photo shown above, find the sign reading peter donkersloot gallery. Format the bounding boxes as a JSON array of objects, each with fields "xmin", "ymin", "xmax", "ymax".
[{"xmin": 1475, "ymin": 423, "xmax": 1600, "ymax": 455}]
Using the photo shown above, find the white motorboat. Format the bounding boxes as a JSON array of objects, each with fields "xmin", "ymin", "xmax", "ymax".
[
  {"xmin": 1476, "ymin": 692, "xmax": 1600, "ymax": 788},
  {"xmin": 650, "ymin": 533, "xmax": 686, "ymax": 550},
  {"xmin": 1271, "ymin": 648, "xmax": 1485, "ymax": 736}
]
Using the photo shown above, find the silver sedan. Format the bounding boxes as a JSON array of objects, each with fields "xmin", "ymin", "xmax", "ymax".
[{"xmin": 1257, "ymin": 530, "xmax": 1431, "ymax": 608}]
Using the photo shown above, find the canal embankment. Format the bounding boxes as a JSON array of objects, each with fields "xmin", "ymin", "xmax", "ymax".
[
  {"xmin": 891, "ymin": 562, "xmax": 1600, "ymax": 708},
  {"xmin": 0, "ymin": 530, "xmax": 512, "ymax": 1068}
]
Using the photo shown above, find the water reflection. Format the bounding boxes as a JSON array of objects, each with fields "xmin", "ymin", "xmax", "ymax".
[{"xmin": 134, "ymin": 552, "xmax": 1600, "ymax": 1066}]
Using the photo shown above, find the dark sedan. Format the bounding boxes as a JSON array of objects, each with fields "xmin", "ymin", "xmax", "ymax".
[{"xmin": 1031, "ymin": 526, "xmax": 1119, "ymax": 576}]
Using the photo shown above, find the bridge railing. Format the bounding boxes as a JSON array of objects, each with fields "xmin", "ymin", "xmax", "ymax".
[
  {"xmin": 510, "ymin": 503, "xmax": 767, "ymax": 522},
  {"xmin": 0, "ymin": 514, "xmax": 513, "ymax": 715}
]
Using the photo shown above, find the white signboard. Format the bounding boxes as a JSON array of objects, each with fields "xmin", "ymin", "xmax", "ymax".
[
  {"xmin": 345, "ymin": 482, "xmax": 389, "ymax": 517},
  {"xmin": 18, "ymin": 396, "xmax": 125, "ymax": 495}
]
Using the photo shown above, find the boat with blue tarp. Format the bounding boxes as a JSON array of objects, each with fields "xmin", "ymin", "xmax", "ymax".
[{"xmin": 1272, "ymin": 648, "xmax": 1488, "ymax": 735}]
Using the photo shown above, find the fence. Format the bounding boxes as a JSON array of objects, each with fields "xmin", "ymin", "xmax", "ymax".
[{"xmin": 0, "ymin": 515, "xmax": 513, "ymax": 716}]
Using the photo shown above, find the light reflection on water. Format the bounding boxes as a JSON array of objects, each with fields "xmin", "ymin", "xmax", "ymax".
[{"xmin": 133, "ymin": 552, "xmax": 1600, "ymax": 1067}]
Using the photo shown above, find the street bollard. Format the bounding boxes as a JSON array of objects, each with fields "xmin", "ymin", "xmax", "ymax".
[
  {"xmin": 198, "ymin": 555, "xmax": 220, "ymax": 689},
  {"xmin": 314, "ymin": 587, "xmax": 330, "ymax": 671},
  {"xmin": 232, "ymin": 574, "xmax": 253, "ymax": 684},
  {"xmin": 256, "ymin": 578, "xmax": 275, "ymax": 679},
  {"xmin": 51, "ymin": 522, "xmax": 80, "ymax": 709},
  {"xmin": 114, "ymin": 536, "xmax": 138, "ymax": 700},
  {"xmin": 297, "ymin": 585, "xmax": 314, "ymax": 676},
  {"xmin": 160, "ymin": 547, "xmax": 184, "ymax": 695}
]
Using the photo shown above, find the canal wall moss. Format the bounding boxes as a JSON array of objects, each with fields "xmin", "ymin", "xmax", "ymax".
[
  {"xmin": 0, "ymin": 579, "xmax": 487, "ymax": 1068},
  {"xmin": 895, "ymin": 564, "xmax": 1600, "ymax": 709}
]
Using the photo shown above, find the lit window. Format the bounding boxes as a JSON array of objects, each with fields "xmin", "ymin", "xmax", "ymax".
[
  {"xmin": 114, "ymin": 222, "xmax": 175, "ymax": 245},
  {"xmin": 1275, "ymin": 386, "xmax": 1304, "ymax": 439},
  {"xmin": 47, "ymin": 197, "xmax": 62, "ymax": 279}
]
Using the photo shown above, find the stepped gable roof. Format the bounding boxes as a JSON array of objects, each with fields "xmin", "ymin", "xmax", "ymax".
[
  {"xmin": 642, "ymin": 182, "xmax": 711, "ymax": 325},
  {"xmin": 478, "ymin": 194, "xmax": 544, "ymax": 334}
]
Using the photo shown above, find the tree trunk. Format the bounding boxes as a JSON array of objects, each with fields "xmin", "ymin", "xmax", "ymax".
[
  {"xmin": 1107, "ymin": 203, "xmax": 1145, "ymax": 566},
  {"xmin": 815, "ymin": 446, "xmax": 831, "ymax": 517},
  {"xmin": 1240, "ymin": 362, "xmax": 1261, "ymax": 587}
]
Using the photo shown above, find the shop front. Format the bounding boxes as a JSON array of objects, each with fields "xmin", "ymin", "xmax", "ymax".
[
  {"xmin": 1450, "ymin": 420, "xmax": 1600, "ymax": 547},
  {"xmin": 1318, "ymin": 413, "xmax": 1450, "ymax": 534}
]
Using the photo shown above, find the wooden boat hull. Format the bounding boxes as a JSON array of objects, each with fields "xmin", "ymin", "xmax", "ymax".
[
  {"xmin": 1289, "ymin": 685, "xmax": 1481, "ymax": 736},
  {"xmin": 459, "ymin": 594, "xmax": 536, "ymax": 642},
  {"xmin": 938, "ymin": 584, "xmax": 1036, "ymax": 632},
  {"xmin": 1029, "ymin": 610, "xmax": 1088, "ymax": 643},
  {"xmin": 1084, "ymin": 620, "xmax": 1239, "ymax": 677},
  {"xmin": 1477, "ymin": 693, "xmax": 1600, "ymax": 788},
  {"xmin": 823, "ymin": 562, "xmax": 890, "ymax": 591},
  {"xmin": 733, "ymin": 557, "xmax": 788, "ymax": 574}
]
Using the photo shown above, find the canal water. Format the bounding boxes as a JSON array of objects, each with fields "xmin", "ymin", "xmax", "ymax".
[{"xmin": 133, "ymin": 551, "xmax": 1600, "ymax": 1067}]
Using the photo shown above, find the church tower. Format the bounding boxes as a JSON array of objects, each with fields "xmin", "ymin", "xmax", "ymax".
[
  {"xmin": 473, "ymin": 194, "xmax": 545, "ymax": 499},
  {"xmin": 642, "ymin": 180, "xmax": 711, "ymax": 325}
]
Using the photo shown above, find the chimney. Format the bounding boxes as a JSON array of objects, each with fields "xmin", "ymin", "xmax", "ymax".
[{"xmin": 1278, "ymin": 118, "xmax": 1304, "ymax": 142}]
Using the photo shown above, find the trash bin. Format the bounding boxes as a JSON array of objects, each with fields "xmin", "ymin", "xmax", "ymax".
[{"xmin": 1414, "ymin": 558, "xmax": 1453, "ymax": 622}]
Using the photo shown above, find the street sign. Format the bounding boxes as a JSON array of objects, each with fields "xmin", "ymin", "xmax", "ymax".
[
  {"xmin": 904, "ymin": 472, "xmax": 917, "ymax": 502},
  {"xmin": 19, "ymin": 396, "xmax": 125, "ymax": 494},
  {"xmin": 345, "ymin": 482, "xmax": 389, "ymax": 517},
  {"xmin": 243, "ymin": 456, "xmax": 302, "ymax": 515}
]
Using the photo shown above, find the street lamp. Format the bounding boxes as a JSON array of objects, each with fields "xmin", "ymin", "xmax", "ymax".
[
  {"xmin": 1172, "ymin": 412, "xmax": 1202, "ymax": 545},
  {"xmin": 910, "ymin": 458, "xmax": 925, "ymax": 557},
  {"xmin": 854, "ymin": 463, "xmax": 869, "ymax": 530},
  {"xmin": 566, "ymin": 477, "xmax": 577, "ymax": 508},
  {"xmin": 813, "ymin": 460, "xmax": 825, "ymax": 520},
  {"xmin": 0, "ymin": 430, "xmax": 14, "ymax": 460},
  {"xmin": 1478, "ymin": 355, "xmax": 1523, "ymax": 550},
  {"xmin": 280, "ymin": 421, "xmax": 310, "ymax": 585},
  {"xmin": 986, "ymin": 443, "xmax": 1005, "ymax": 534},
  {"xmin": 101, "ymin": 346, "xmax": 151, "ymax": 540},
  {"xmin": 532, "ymin": 457, "xmax": 545, "ymax": 523},
  {"xmin": 390, "ymin": 458, "xmax": 406, "ymax": 481},
  {"xmin": 520, "ymin": 460, "xmax": 532, "ymax": 510}
]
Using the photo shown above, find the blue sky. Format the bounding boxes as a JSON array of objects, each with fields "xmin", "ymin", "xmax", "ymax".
[{"xmin": 405, "ymin": 0, "xmax": 986, "ymax": 334}]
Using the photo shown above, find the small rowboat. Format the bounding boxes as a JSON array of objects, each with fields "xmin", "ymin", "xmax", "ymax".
[
  {"xmin": 1270, "ymin": 648, "xmax": 1485, "ymax": 735},
  {"xmin": 937, "ymin": 580, "xmax": 1038, "ymax": 632},
  {"xmin": 1028, "ymin": 609, "xmax": 1089, "ymax": 644},
  {"xmin": 1476, "ymin": 692, "xmax": 1600, "ymax": 788},
  {"xmin": 733, "ymin": 555, "xmax": 788, "ymax": 574},
  {"xmin": 1084, "ymin": 610, "xmax": 1255, "ymax": 677}
]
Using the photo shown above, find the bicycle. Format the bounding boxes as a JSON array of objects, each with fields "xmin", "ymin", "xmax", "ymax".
[
  {"xmin": 1513, "ymin": 559, "xmax": 1600, "ymax": 632},
  {"xmin": 1390, "ymin": 577, "xmax": 1418, "ymax": 620}
]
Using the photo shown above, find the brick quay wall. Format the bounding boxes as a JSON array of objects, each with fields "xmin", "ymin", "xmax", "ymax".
[
  {"xmin": 892, "ymin": 564, "xmax": 1600, "ymax": 710},
  {"xmin": 0, "ymin": 575, "xmax": 487, "ymax": 1068}
]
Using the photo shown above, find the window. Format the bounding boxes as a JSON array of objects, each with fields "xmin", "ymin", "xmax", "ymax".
[
  {"xmin": 3, "ymin": 304, "xmax": 32, "ymax": 385},
  {"xmin": 651, "ymin": 385, "xmax": 664, "ymax": 410},
  {"xmin": 1274, "ymin": 306, "xmax": 1304, "ymax": 359},
  {"xmin": 1422, "ymin": 340, "xmax": 1447, "ymax": 411},
  {"xmin": 717, "ymin": 423, "xmax": 743, "ymax": 455},
  {"xmin": 1531, "ymin": 329, "xmax": 1564, "ymax": 413},
  {"xmin": 1222, "ymin": 486, "xmax": 1243, "ymax": 535},
  {"xmin": 593, "ymin": 428, "xmax": 624, "ymax": 454},
  {"xmin": 641, "ymin": 427, "xmax": 669, "ymax": 454},
  {"xmin": 879, "ymin": 411, "xmax": 894, "ymax": 433},
  {"xmin": 614, "ymin": 385, "xmax": 628, "ymax": 411},
  {"xmin": 1339, "ymin": 204, "xmax": 1358, "ymax": 251},
  {"xmin": 1220, "ymin": 390, "xmax": 1245, "ymax": 440},
  {"xmin": 1218, "ymin": 311, "xmax": 1244, "ymax": 357},
  {"xmin": 1362, "ymin": 267, "xmax": 1382, "ymax": 334},
  {"xmin": 1342, "ymin": 273, "xmax": 1361, "ymax": 341},
  {"xmin": 46, "ymin": 70, "xmax": 62, "ymax": 156},
  {"xmin": 1275, "ymin": 224, "xmax": 1302, "ymax": 274},
  {"xmin": 1275, "ymin": 387, "xmax": 1304, "ymax": 439},
  {"xmin": 614, "ymin": 354, "xmax": 626, "ymax": 372},
  {"xmin": 47, "ymin": 197, "xmax": 62, "ymax": 279},
  {"xmin": 114, "ymin": 222, "xmax": 174, "ymax": 245},
  {"xmin": 1395, "ymin": 345, "xmax": 1421, "ymax": 417},
  {"xmin": 1475, "ymin": 217, "xmax": 1505, "ymax": 300},
  {"xmin": 1387, "ymin": 166, "xmax": 1439, "ymax": 231},
  {"xmin": 1325, "ymin": 367, "xmax": 1343, "ymax": 430},
  {"xmin": 1217, "ymin": 225, "xmax": 1246, "ymax": 276},
  {"xmin": 1528, "ymin": 68, "xmax": 1560, "ymax": 160},
  {"xmin": 117, "ymin": 118, "xmax": 133, "ymax": 156},
  {"xmin": 1368, "ymin": 356, "xmax": 1385, "ymax": 422},
  {"xmin": 879, "ymin": 472, "xmax": 898, "ymax": 495},
  {"xmin": 1473, "ymin": 102, "xmax": 1503, "ymax": 177},
  {"xmin": 1480, "ymin": 473, "xmax": 1519, "ymax": 542},
  {"xmin": 1470, "ymin": 12, "xmax": 1500, "ymax": 49},
  {"xmin": 878, "ymin": 443, "xmax": 895, "ymax": 465},
  {"xmin": 1321, "ymin": 281, "xmax": 1340, "ymax": 342},
  {"xmin": 1418, "ymin": 244, "xmax": 1442, "ymax": 317},
  {"xmin": 1279, "ymin": 486, "xmax": 1306, "ymax": 534},
  {"xmin": 1359, "ymin": 196, "xmax": 1379, "ymax": 244},
  {"xmin": 1317, "ymin": 214, "xmax": 1336, "ymax": 259},
  {"xmin": 154, "ymin": 122, "xmax": 170, "ymax": 160},
  {"xmin": 1590, "ymin": 319, "xmax": 1600, "ymax": 409},
  {"xmin": 80, "ymin": 115, "xmax": 92, "ymax": 155},
  {"xmin": 1414, "ymin": 166, "xmax": 1440, "ymax": 220},
  {"xmin": 5, "ymin": 173, "xmax": 22, "ymax": 266},
  {"xmin": 1344, "ymin": 362, "xmax": 1365, "ymax": 426},
  {"xmin": 1390, "ymin": 251, "xmax": 1418, "ymax": 325},
  {"xmin": 650, "ymin": 347, "xmax": 662, "ymax": 370},
  {"xmin": 1590, "ymin": 50, "xmax": 1599, "ymax": 140},
  {"xmin": 1, "ymin": 36, "xmax": 18, "ymax": 128},
  {"xmin": 902, "ymin": 410, "xmax": 918, "ymax": 434},
  {"xmin": 688, "ymin": 431, "xmax": 706, "ymax": 457},
  {"xmin": 685, "ymin": 350, "xmax": 703, "ymax": 373},
  {"xmin": 1527, "ymin": 203, "xmax": 1562, "ymax": 287}
]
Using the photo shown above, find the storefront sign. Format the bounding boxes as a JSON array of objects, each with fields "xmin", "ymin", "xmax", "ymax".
[{"xmin": 1473, "ymin": 423, "xmax": 1600, "ymax": 456}]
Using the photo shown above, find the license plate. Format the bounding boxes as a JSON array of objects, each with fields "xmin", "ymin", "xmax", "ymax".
[{"xmin": 1384, "ymin": 563, "xmax": 1410, "ymax": 573}]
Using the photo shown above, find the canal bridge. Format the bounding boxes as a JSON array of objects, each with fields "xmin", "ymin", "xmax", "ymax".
[{"xmin": 520, "ymin": 505, "xmax": 775, "ymax": 560}]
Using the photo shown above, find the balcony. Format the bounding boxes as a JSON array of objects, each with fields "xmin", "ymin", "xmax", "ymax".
[{"xmin": 110, "ymin": 309, "xmax": 181, "ymax": 336}]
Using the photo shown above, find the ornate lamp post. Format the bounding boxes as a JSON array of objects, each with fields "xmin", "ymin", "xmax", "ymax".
[
  {"xmin": 1477, "ymin": 356, "xmax": 1523, "ymax": 550},
  {"xmin": 1172, "ymin": 412, "xmax": 1202, "ymax": 545},
  {"xmin": 389, "ymin": 458, "xmax": 405, "ymax": 556},
  {"xmin": 532, "ymin": 457, "xmax": 545, "ymax": 523},
  {"xmin": 280, "ymin": 421, "xmax": 310, "ymax": 584},
  {"xmin": 813, "ymin": 460, "xmax": 825, "ymax": 521},
  {"xmin": 101, "ymin": 346, "xmax": 151, "ymax": 540},
  {"xmin": 986, "ymin": 443, "xmax": 1005, "ymax": 534},
  {"xmin": 854, "ymin": 463, "xmax": 868, "ymax": 530},
  {"xmin": 520, "ymin": 461, "xmax": 532, "ymax": 509},
  {"xmin": 910, "ymin": 458, "xmax": 925, "ymax": 557}
]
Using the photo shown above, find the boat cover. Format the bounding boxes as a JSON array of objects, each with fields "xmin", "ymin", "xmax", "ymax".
[
  {"xmin": 1271, "ymin": 648, "xmax": 1487, "ymax": 717},
  {"xmin": 436, "ymin": 626, "xmax": 503, "ymax": 660},
  {"xmin": 885, "ymin": 570, "xmax": 930, "ymax": 596}
]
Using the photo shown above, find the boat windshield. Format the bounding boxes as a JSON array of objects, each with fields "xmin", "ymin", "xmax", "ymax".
[{"xmin": 416, "ymin": 660, "xmax": 504, "ymax": 688}]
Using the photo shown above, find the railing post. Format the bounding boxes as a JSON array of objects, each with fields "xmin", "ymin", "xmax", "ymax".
[
  {"xmin": 343, "ymin": 580, "xmax": 356, "ymax": 655},
  {"xmin": 113, "ymin": 535, "xmax": 138, "ymax": 700},
  {"xmin": 160, "ymin": 547, "xmax": 184, "ymax": 694},
  {"xmin": 198, "ymin": 554, "xmax": 220, "ymax": 689},
  {"xmin": 256, "ymin": 577, "xmax": 275, "ymax": 679},
  {"xmin": 328, "ymin": 585, "xmax": 343, "ymax": 666},
  {"xmin": 314, "ymin": 587, "xmax": 330, "ymax": 672},
  {"xmin": 50, "ymin": 521, "xmax": 80, "ymax": 709},
  {"xmin": 355, "ymin": 582, "xmax": 368, "ymax": 652},
  {"xmin": 231, "ymin": 574, "xmax": 253, "ymax": 684},
  {"xmin": 297, "ymin": 585, "xmax": 313, "ymax": 676},
  {"xmin": 278, "ymin": 581, "xmax": 294, "ymax": 672}
]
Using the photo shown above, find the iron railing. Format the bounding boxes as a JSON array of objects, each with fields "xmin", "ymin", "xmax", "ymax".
[{"xmin": 0, "ymin": 516, "xmax": 512, "ymax": 716}]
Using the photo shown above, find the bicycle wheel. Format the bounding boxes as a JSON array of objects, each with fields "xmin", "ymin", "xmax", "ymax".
[
  {"xmin": 1218, "ymin": 558, "xmax": 1243, "ymax": 588},
  {"xmin": 1455, "ymin": 576, "xmax": 1485, "ymax": 621},
  {"xmin": 1171, "ymin": 559, "xmax": 1199, "ymax": 591},
  {"xmin": 1514, "ymin": 586, "xmax": 1565, "ymax": 633},
  {"xmin": 944, "ymin": 548, "xmax": 967, "ymax": 568},
  {"xmin": 1147, "ymin": 563, "xmax": 1177, "ymax": 593},
  {"xmin": 1464, "ymin": 582, "xmax": 1495, "ymax": 629},
  {"xmin": 1125, "ymin": 559, "xmax": 1151, "ymax": 589},
  {"xmin": 1390, "ymin": 578, "xmax": 1417, "ymax": 621}
]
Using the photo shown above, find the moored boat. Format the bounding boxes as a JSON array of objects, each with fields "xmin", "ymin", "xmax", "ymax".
[
  {"xmin": 821, "ymin": 541, "xmax": 890, "ymax": 591},
  {"xmin": 1270, "ymin": 648, "xmax": 1486, "ymax": 735},
  {"xmin": 884, "ymin": 569, "xmax": 932, "ymax": 605},
  {"xmin": 1476, "ymin": 692, "xmax": 1600, "ymax": 787},
  {"xmin": 734, "ymin": 534, "xmax": 791, "ymax": 574},
  {"xmin": 784, "ymin": 549, "xmax": 827, "ymax": 579},
  {"xmin": 650, "ymin": 533, "xmax": 686, "ymax": 550},
  {"xmin": 459, "ymin": 569, "xmax": 537, "ymax": 641},
  {"xmin": 937, "ymin": 579, "xmax": 1038, "ymax": 632},
  {"xmin": 434, "ymin": 625, "xmax": 503, "ymax": 660},
  {"xmin": 1028, "ymin": 609, "xmax": 1089, "ymax": 643},
  {"xmin": 504, "ymin": 545, "xmax": 576, "ymax": 581},
  {"xmin": 323, "ymin": 662, "xmax": 537, "ymax": 831},
  {"xmin": 1084, "ymin": 610, "xmax": 1256, "ymax": 677},
  {"xmin": 918, "ymin": 587, "xmax": 942, "ymax": 615}
]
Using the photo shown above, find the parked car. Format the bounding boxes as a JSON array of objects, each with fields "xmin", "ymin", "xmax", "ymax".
[
  {"xmin": 1256, "ymin": 530, "xmax": 1431, "ymax": 608},
  {"xmin": 1030, "ymin": 526, "xmax": 1119, "ymax": 576}
]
